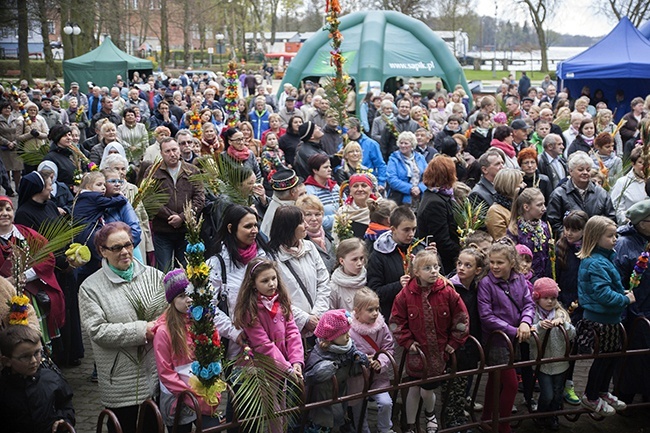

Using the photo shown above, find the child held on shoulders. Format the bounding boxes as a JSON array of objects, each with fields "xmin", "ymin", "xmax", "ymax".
[
  {"xmin": 391, "ymin": 250, "xmax": 470, "ymax": 433},
  {"xmin": 330, "ymin": 238, "xmax": 368, "ymax": 312},
  {"xmin": 576, "ymin": 216, "xmax": 635, "ymax": 416},
  {"xmin": 0, "ymin": 325, "xmax": 75, "ymax": 433},
  {"xmin": 260, "ymin": 132, "xmax": 287, "ymax": 182},
  {"xmin": 73, "ymin": 171, "xmax": 127, "ymax": 225},
  {"xmin": 477, "ymin": 241, "xmax": 535, "ymax": 433},
  {"xmin": 304, "ymin": 309, "xmax": 369, "ymax": 433},
  {"xmin": 348, "ymin": 288, "xmax": 395, "ymax": 433},
  {"xmin": 529, "ymin": 278, "xmax": 576, "ymax": 430},
  {"xmin": 153, "ymin": 269, "xmax": 222, "ymax": 433}
]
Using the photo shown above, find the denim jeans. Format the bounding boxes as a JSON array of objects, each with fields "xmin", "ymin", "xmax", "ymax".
[
  {"xmin": 153, "ymin": 231, "xmax": 187, "ymax": 271},
  {"xmin": 537, "ymin": 371, "xmax": 566, "ymax": 413}
]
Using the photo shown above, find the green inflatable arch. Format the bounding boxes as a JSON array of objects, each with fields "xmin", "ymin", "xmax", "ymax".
[{"xmin": 279, "ymin": 10, "xmax": 472, "ymax": 109}]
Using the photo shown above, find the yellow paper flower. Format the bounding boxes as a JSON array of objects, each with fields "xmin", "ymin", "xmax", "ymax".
[
  {"xmin": 189, "ymin": 376, "xmax": 226, "ymax": 407},
  {"xmin": 11, "ymin": 294, "xmax": 30, "ymax": 306}
]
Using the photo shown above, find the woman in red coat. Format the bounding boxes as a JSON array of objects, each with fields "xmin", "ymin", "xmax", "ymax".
[{"xmin": 0, "ymin": 196, "xmax": 65, "ymax": 345}]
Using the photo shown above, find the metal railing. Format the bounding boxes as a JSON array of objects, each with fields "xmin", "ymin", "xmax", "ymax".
[{"xmin": 93, "ymin": 317, "xmax": 650, "ymax": 433}]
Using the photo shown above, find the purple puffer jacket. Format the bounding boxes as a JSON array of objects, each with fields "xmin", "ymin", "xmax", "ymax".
[{"xmin": 477, "ymin": 271, "xmax": 535, "ymax": 344}]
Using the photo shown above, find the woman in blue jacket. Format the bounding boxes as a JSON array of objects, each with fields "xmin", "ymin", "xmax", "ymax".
[{"xmin": 386, "ymin": 131, "xmax": 427, "ymax": 207}]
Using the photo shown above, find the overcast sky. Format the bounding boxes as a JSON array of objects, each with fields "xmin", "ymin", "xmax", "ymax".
[{"xmin": 475, "ymin": 0, "xmax": 616, "ymax": 38}]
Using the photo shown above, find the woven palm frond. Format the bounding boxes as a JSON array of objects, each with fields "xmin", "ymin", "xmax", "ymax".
[
  {"xmin": 17, "ymin": 141, "xmax": 49, "ymax": 166},
  {"xmin": 227, "ymin": 349, "xmax": 302, "ymax": 433},
  {"xmin": 193, "ymin": 154, "xmax": 250, "ymax": 206}
]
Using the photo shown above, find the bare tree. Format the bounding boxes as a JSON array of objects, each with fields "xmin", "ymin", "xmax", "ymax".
[
  {"xmin": 18, "ymin": 0, "xmax": 33, "ymax": 82},
  {"xmin": 34, "ymin": 0, "xmax": 56, "ymax": 80},
  {"xmin": 598, "ymin": 0, "xmax": 650, "ymax": 27},
  {"xmin": 160, "ymin": 0, "xmax": 170, "ymax": 68},
  {"xmin": 518, "ymin": 0, "xmax": 555, "ymax": 72}
]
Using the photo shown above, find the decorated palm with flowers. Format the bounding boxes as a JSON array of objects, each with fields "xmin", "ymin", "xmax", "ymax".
[
  {"xmin": 399, "ymin": 238, "xmax": 425, "ymax": 273},
  {"xmin": 188, "ymin": 104, "xmax": 203, "ymax": 141},
  {"xmin": 183, "ymin": 202, "xmax": 226, "ymax": 406},
  {"xmin": 11, "ymin": 86, "xmax": 32, "ymax": 128},
  {"xmin": 452, "ymin": 198, "xmax": 487, "ymax": 246},
  {"xmin": 225, "ymin": 61, "xmax": 240, "ymax": 127},
  {"xmin": 382, "ymin": 114, "xmax": 400, "ymax": 139},
  {"xmin": 629, "ymin": 249, "xmax": 649, "ymax": 292},
  {"xmin": 323, "ymin": 0, "xmax": 349, "ymax": 128}
]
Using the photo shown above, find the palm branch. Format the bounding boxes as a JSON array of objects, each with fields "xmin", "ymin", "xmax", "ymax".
[
  {"xmin": 33, "ymin": 216, "xmax": 86, "ymax": 265},
  {"xmin": 122, "ymin": 270, "xmax": 166, "ymax": 322},
  {"xmin": 227, "ymin": 350, "xmax": 302, "ymax": 433},
  {"xmin": 192, "ymin": 154, "xmax": 250, "ymax": 205},
  {"xmin": 453, "ymin": 197, "xmax": 488, "ymax": 246},
  {"xmin": 17, "ymin": 141, "xmax": 49, "ymax": 166},
  {"xmin": 131, "ymin": 158, "xmax": 170, "ymax": 219}
]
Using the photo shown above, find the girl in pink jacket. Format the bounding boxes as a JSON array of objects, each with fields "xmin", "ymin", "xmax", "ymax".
[
  {"xmin": 348, "ymin": 287, "xmax": 395, "ymax": 433},
  {"xmin": 233, "ymin": 258, "xmax": 305, "ymax": 432},
  {"xmin": 153, "ymin": 269, "xmax": 222, "ymax": 433}
]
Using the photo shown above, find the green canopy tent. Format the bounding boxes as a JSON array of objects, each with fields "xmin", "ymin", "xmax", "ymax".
[
  {"xmin": 63, "ymin": 38, "xmax": 153, "ymax": 92},
  {"xmin": 279, "ymin": 10, "xmax": 472, "ymax": 110}
]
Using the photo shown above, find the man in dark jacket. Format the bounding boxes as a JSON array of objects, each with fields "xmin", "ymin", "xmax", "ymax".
[
  {"xmin": 149, "ymin": 137, "xmax": 205, "ymax": 271},
  {"xmin": 380, "ymin": 99, "xmax": 419, "ymax": 160},
  {"xmin": 293, "ymin": 121, "xmax": 326, "ymax": 180},
  {"xmin": 89, "ymin": 96, "xmax": 121, "ymax": 135},
  {"xmin": 537, "ymin": 134, "xmax": 567, "ymax": 189},
  {"xmin": 468, "ymin": 149, "xmax": 504, "ymax": 208}
]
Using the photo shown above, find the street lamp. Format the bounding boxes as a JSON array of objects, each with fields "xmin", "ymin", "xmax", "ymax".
[
  {"xmin": 216, "ymin": 33, "xmax": 225, "ymax": 69},
  {"xmin": 63, "ymin": 22, "xmax": 81, "ymax": 58}
]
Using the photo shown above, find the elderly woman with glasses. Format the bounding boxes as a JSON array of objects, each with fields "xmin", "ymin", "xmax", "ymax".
[{"xmin": 79, "ymin": 222, "xmax": 165, "ymax": 433}]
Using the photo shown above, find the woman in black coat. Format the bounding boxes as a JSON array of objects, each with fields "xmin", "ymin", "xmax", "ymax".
[
  {"xmin": 416, "ymin": 155, "xmax": 460, "ymax": 275},
  {"xmin": 466, "ymin": 112, "xmax": 493, "ymax": 159},
  {"xmin": 279, "ymin": 115, "xmax": 304, "ymax": 167}
]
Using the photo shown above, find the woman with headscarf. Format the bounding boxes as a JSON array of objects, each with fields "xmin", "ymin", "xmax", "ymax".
[
  {"xmin": 335, "ymin": 173, "xmax": 378, "ymax": 240},
  {"xmin": 100, "ymin": 141, "xmax": 127, "ymax": 165},
  {"xmin": 14, "ymin": 171, "xmax": 60, "ymax": 229},
  {"xmin": 37, "ymin": 160, "xmax": 74, "ymax": 216}
]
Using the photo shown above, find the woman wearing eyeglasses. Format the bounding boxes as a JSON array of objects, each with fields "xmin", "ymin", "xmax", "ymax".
[
  {"xmin": 79, "ymin": 222, "xmax": 166, "ymax": 433},
  {"xmin": 221, "ymin": 128, "xmax": 262, "ymax": 181}
]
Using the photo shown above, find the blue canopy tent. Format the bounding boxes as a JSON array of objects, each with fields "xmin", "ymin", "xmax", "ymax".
[
  {"xmin": 557, "ymin": 17, "xmax": 650, "ymax": 121},
  {"xmin": 639, "ymin": 20, "xmax": 650, "ymax": 39}
]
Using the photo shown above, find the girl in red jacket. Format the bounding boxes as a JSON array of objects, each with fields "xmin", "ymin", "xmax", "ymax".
[
  {"xmin": 391, "ymin": 250, "xmax": 469, "ymax": 433},
  {"xmin": 153, "ymin": 269, "xmax": 222, "ymax": 433}
]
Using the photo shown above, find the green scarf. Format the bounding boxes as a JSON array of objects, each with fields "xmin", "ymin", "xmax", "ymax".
[{"xmin": 109, "ymin": 262, "xmax": 135, "ymax": 282}]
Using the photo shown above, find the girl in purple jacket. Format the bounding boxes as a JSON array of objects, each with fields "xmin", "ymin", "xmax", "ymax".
[
  {"xmin": 348, "ymin": 288, "xmax": 395, "ymax": 433},
  {"xmin": 507, "ymin": 188, "xmax": 551, "ymax": 280},
  {"xmin": 233, "ymin": 258, "xmax": 305, "ymax": 433},
  {"xmin": 478, "ymin": 241, "xmax": 535, "ymax": 433}
]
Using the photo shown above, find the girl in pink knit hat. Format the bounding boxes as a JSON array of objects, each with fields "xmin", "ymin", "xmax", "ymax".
[
  {"xmin": 529, "ymin": 277, "xmax": 575, "ymax": 430},
  {"xmin": 304, "ymin": 309, "xmax": 369, "ymax": 433}
]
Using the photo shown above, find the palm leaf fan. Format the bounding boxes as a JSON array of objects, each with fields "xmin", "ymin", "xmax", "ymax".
[
  {"xmin": 17, "ymin": 141, "xmax": 49, "ymax": 166},
  {"xmin": 452, "ymin": 197, "xmax": 487, "ymax": 245},
  {"xmin": 121, "ymin": 270, "xmax": 166, "ymax": 321},
  {"xmin": 192, "ymin": 153, "xmax": 250, "ymax": 206},
  {"xmin": 32, "ymin": 216, "xmax": 86, "ymax": 266},
  {"xmin": 131, "ymin": 157, "xmax": 170, "ymax": 219},
  {"xmin": 227, "ymin": 350, "xmax": 302, "ymax": 433}
]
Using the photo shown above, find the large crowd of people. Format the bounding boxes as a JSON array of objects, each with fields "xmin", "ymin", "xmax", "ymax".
[{"xmin": 1, "ymin": 69, "xmax": 650, "ymax": 433}]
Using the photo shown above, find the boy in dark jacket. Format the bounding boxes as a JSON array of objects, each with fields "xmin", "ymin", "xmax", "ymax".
[{"xmin": 0, "ymin": 325, "xmax": 75, "ymax": 433}]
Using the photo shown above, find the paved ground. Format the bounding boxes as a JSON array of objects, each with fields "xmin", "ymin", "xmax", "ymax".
[{"xmin": 62, "ymin": 331, "xmax": 649, "ymax": 433}]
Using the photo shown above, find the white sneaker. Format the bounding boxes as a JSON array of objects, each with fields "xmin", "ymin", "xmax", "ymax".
[
  {"xmin": 580, "ymin": 395, "xmax": 616, "ymax": 416},
  {"xmin": 599, "ymin": 392, "xmax": 627, "ymax": 411}
]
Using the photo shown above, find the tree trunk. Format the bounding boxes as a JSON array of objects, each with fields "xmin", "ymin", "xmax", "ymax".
[
  {"xmin": 160, "ymin": 0, "xmax": 169, "ymax": 69},
  {"xmin": 18, "ymin": 0, "xmax": 32, "ymax": 82},
  {"xmin": 36, "ymin": 0, "xmax": 56, "ymax": 80},
  {"xmin": 183, "ymin": 0, "xmax": 191, "ymax": 68},
  {"xmin": 532, "ymin": 13, "xmax": 549, "ymax": 72}
]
